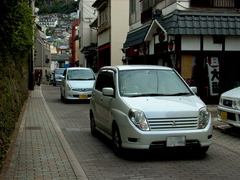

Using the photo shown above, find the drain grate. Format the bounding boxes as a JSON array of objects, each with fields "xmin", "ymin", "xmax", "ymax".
[{"xmin": 25, "ymin": 126, "xmax": 42, "ymax": 130}]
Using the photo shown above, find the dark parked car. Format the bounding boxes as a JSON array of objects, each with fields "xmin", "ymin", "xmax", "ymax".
[{"xmin": 53, "ymin": 68, "xmax": 65, "ymax": 86}]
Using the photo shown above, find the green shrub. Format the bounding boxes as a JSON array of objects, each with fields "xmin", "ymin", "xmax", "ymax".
[{"xmin": 0, "ymin": 0, "xmax": 34, "ymax": 167}]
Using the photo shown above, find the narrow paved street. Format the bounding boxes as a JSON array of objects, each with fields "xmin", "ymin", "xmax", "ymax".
[{"xmin": 41, "ymin": 84, "xmax": 240, "ymax": 180}]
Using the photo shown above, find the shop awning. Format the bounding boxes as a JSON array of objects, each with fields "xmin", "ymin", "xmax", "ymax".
[
  {"xmin": 124, "ymin": 10, "xmax": 240, "ymax": 49},
  {"xmin": 124, "ymin": 24, "xmax": 150, "ymax": 48},
  {"xmin": 156, "ymin": 10, "xmax": 240, "ymax": 35}
]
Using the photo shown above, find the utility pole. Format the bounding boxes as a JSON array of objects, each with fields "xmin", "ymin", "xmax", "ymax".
[{"xmin": 28, "ymin": 0, "xmax": 35, "ymax": 90}]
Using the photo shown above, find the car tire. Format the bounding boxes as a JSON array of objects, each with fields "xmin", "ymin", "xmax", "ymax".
[
  {"xmin": 90, "ymin": 113, "xmax": 97, "ymax": 136},
  {"xmin": 194, "ymin": 146, "xmax": 209, "ymax": 155},
  {"xmin": 63, "ymin": 91, "xmax": 68, "ymax": 103},
  {"xmin": 112, "ymin": 125, "xmax": 123, "ymax": 157},
  {"xmin": 61, "ymin": 91, "xmax": 64, "ymax": 100},
  {"xmin": 228, "ymin": 123, "xmax": 236, "ymax": 128}
]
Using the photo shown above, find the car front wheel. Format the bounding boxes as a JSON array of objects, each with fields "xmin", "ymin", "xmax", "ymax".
[
  {"xmin": 112, "ymin": 125, "xmax": 123, "ymax": 156},
  {"xmin": 61, "ymin": 91, "xmax": 64, "ymax": 100},
  {"xmin": 90, "ymin": 113, "xmax": 97, "ymax": 136},
  {"xmin": 63, "ymin": 91, "xmax": 68, "ymax": 103},
  {"xmin": 193, "ymin": 146, "xmax": 209, "ymax": 155}
]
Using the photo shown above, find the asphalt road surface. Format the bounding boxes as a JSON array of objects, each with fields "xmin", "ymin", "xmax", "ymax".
[{"xmin": 42, "ymin": 84, "xmax": 240, "ymax": 180}]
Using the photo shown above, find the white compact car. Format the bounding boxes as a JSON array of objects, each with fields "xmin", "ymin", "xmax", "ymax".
[
  {"xmin": 60, "ymin": 67, "xmax": 95, "ymax": 102},
  {"xmin": 89, "ymin": 65, "xmax": 212, "ymax": 156},
  {"xmin": 218, "ymin": 86, "xmax": 240, "ymax": 128}
]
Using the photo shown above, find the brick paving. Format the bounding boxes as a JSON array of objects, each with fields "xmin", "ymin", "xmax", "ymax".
[
  {"xmin": 1, "ymin": 85, "xmax": 240, "ymax": 180},
  {"xmin": 0, "ymin": 86, "xmax": 85, "ymax": 180}
]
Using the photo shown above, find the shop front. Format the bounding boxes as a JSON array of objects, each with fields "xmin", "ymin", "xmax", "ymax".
[{"xmin": 124, "ymin": 10, "xmax": 240, "ymax": 104}]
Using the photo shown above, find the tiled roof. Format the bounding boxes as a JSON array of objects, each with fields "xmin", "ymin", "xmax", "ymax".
[
  {"xmin": 124, "ymin": 10, "xmax": 240, "ymax": 48},
  {"xmin": 124, "ymin": 24, "xmax": 150, "ymax": 48},
  {"xmin": 157, "ymin": 10, "xmax": 240, "ymax": 35}
]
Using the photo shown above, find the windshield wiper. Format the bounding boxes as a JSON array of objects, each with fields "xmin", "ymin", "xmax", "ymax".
[
  {"xmin": 125, "ymin": 93, "xmax": 165, "ymax": 97},
  {"xmin": 71, "ymin": 78, "xmax": 94, "ymax": 80},
  {"xmin": 125, "ymin": 93, "xmax": 192, "ymax": 97},
  {"xmin": 165, "ymin": 92, "xmax": 192, "ymax": 96}
]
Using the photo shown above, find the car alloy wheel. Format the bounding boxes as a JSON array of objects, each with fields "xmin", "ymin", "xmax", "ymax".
[{"xmin": 112, "ymin": 125, "xmax": 123, "ymax": 156}]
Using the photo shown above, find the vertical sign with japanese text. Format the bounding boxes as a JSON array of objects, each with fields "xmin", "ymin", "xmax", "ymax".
[{"xmin": 207, "ymin": 57, "xmax": 219, "ymax": 96}]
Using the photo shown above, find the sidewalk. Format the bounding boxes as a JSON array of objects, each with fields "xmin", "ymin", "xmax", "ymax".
[{"xmin": 0, "ymin": 86, "xmax": 87, "ymax": 180}]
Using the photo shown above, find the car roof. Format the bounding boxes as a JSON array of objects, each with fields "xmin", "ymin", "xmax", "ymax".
[
  {"xmin": 101, "ymin": 65, "xmax": 173, "ymax": 71},
  {"xmin": 66, "ymin": 67, "xmax": 92, "ymax": 70}
]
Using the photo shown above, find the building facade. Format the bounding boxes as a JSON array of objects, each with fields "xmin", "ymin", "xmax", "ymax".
[
  {"xmin": 78, "ymin": 0, "xmax": 97, "ymax": 68},
  {"xmin": 92, "ymin": 0, "xmax": 129, "ymax": 70},
  {"xmin": 34, "ymin": 26, "xmax": 51, "ymax": 83},
  {"xmin": 124, "ymin": 0, "xmax": 240, "ymax": 104},
  {"xmin": 38, "ymin": 14, "xmax": 58, "ymax": 28}
]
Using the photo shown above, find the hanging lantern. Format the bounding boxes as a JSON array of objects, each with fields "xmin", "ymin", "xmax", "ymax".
[{"xmin": 168, "ymin": 39, "xmax": 175, "ymax": 51}]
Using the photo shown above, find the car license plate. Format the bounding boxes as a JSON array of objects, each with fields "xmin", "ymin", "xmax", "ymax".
[
  {"xmin": 79, "ymin": 94, "xmax": 88, "ymax": 99},
  {"xmin": 167, "ymin": 136, "xmax": 186, "ymax": 147},
  {"xmin": 220, "ymin": 111, "xmax": 227, "ymax": 120}
]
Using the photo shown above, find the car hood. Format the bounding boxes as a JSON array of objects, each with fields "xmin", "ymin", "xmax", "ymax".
[
  {"xmin": 122, "ymin": 96, "xmax": 205, "ymax": 118},
  {"xmin": 55, "ymin": 74, "xmax": 64, "ymax": 78},
  {"xmin": 221, "ymin": 87, "xmax": 240, "ymax": 98},
  {"xmin": 68, "ymin": 80, "xmax": 95, "ymax": 89}
]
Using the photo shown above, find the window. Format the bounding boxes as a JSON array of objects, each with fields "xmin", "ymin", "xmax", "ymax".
[
  {"xmin": 130, "ymin": 0, "xmax": 136, "ymax": 14},
  {"xmin": 67, "ymin": 69, "xmax": 95, "ymax": 80},
  {"xmin": 95, "ymin": 70, "xmax": 115, "ymax": 91},
  {"xmin": 190, "ymin": 0, "xmax": 235, "ymax": 8},
  {"xmin": 119, "ymin": 69, "xmax": 190, "ymax": 96},
  {"xmin": 99, "ymin": 7, "xmax": 108, "ymax": 26},
  {"xmin": 142, "ymin": 0, "xmax": 154, "ymax": 11}
]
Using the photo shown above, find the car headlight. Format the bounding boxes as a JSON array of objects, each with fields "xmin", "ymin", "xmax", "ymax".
[
  {"xmin": 219, "ymin": 97, "xmax": 223, "ymax": 105},
  {"xmin": 232, "ymin": 100, "xmax": 240, "ymax": 109},
  {"xmin": 128, "ymin": 109, "xmax": 149, "ymax": 131},
  {"xmin": 198, "ymin": 107, "xmax": 210, "ymax": 129}
]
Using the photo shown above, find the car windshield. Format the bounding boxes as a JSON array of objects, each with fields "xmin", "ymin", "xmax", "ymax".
[
  {"xmin": 119, "ymin": 69, "xmax": 192, "ymax": 97},
  {"xmin": 55, "ymin": 68, "xmax": 65, "ymax": 74},
  {"xmin": 67, "ymin": 69, "xmax": 95, "ymax": 80}
]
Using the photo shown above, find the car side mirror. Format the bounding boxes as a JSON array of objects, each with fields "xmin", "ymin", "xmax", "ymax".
[
  {"xmin": 102, "ymin": 87, "xmax": 114, "ymax": 97},
  {"xmin": 190, "ymin": 86, "xmax": 197, "ymax": 94}
]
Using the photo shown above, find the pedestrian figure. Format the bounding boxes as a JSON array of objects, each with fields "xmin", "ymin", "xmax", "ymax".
[
  {"xmin": 34, "ymin": 69, "xmax": 39, "ymax": 85},
  {"xmin": 37, "ymin": 70, "xmax": 42, "ymax": 86}
]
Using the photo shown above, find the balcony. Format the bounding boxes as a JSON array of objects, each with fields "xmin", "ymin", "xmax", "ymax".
[
  {"xmin": 98, "ymin": 21, "xmax": 110, "ymax": 34},
  {"xmin": 190, "ymin": 0, "xmax": 239, "ymax": 8}
]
